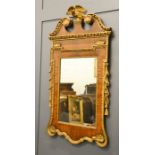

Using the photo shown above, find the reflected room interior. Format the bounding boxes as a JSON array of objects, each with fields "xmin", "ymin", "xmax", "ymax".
[{"xmin": 59, "ymin": 57, "xmax": 97, "ymax": 127}]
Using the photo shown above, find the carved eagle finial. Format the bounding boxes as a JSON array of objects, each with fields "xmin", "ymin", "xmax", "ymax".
[{"xmin": 66, "ymin": 5, "xmax": 86, "ymax": 18}]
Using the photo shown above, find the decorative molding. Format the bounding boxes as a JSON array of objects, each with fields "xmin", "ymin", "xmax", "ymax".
[
  {"xmin": 93, "ymin": 40, "xmax": 107, "ymax": 48},
  {"xmin": 103, "ymin": 62, "xmax": 110, "ymax": 116},
  {"xmin": 49, "ymin": 18, "xmax": 65, "ymax": 37},
  {"xmin": 53, "ymin": 43, "xmax": 62, "ymax": 50},
  {"xmin": 52, "ymin": 40, "xmax": 107, "ymax": 52},
  {"xmin": 49, "ymin": 32, "xmax": 111, "ymax": 41},
  {"xmin": 47, "ymin": 125, "xmax": 107, "ymax": 147},
  {"xmin": 48, "ymin": 48, "xmax": 55, "ymax": 125},
  {"xmin": 90, "ymin": 14, "xmax": 111, "ymax": 31},
  {"xmin": 49, "ymin": 14, "xmax": 111, "ymax": 40}
]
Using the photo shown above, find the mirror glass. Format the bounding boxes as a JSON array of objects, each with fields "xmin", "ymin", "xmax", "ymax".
[{"xmin": 59, "ymin": 57, "xmax": 97, "ymax": 127}]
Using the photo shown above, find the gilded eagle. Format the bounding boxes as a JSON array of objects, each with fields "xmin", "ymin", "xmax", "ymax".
[{"xmin": 66, "ymin": 5, "xmax": 86, "ymax": 18}]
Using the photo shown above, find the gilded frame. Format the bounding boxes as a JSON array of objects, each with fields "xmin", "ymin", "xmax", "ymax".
[{"xmin": 47, "ymin": 5, "xmax": 112, "ymax": 148}]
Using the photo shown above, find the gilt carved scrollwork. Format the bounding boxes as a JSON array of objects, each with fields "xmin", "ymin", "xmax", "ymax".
[
  {"xmin": 48, "ymin": 48, "xmax": 55, "ymax": 125},
  {"xmin": 103, "ymin": 62, "xmax": 110, "ymax": 116}
]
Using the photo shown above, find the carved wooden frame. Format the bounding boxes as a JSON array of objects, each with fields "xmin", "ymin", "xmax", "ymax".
[{"xmin": 47, "ymin": 5, "xmax": 112, "ymax": 148}]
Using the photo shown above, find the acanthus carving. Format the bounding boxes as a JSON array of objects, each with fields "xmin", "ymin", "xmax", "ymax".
[
  {"xmin": 47, "ymin": 125, "xmax": 106, "ymax": 147},
  {"xmin": 48, "ymin": 48, "xmax": 55, "ymax": 125},
  {"xmin": 103, "ymin": 62, "xmax": 110, "ymax": 116}
]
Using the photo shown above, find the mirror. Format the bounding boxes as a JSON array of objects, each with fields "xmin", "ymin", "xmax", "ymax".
[
  {"xmin": 48, "ymin": 6, "xmax": 112, "ymax": 147},
  {"xmin": 59, "ymin": 58, "xmax": 97, "ymax": 127}
]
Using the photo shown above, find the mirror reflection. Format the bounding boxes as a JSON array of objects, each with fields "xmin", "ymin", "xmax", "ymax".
[{"xmin": 59, "ymin": 58, "xmax": 97, "ymax": 127}]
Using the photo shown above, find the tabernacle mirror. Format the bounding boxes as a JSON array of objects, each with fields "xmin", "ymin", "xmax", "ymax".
[{"xmin": 47, "ymin": 5, "xmax": 112, "ymax": 148}]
